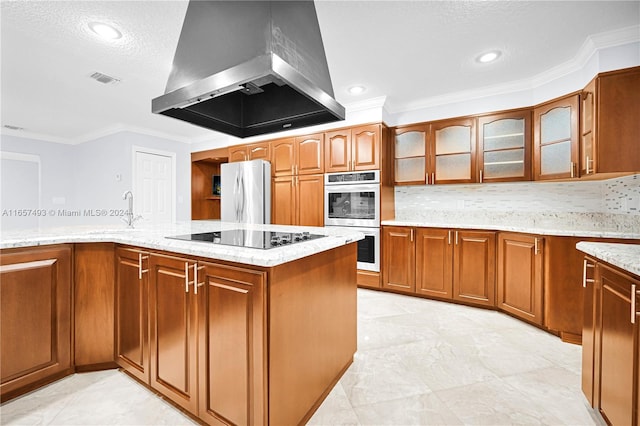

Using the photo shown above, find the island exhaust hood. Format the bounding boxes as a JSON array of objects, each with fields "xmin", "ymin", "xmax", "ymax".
[{"xmin": 152, "ymin": 1, "xmax": 345, "ymax": 138}]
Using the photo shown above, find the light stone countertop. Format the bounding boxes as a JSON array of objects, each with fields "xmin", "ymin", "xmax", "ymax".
[
  {"xmin": 382, "ymin": 215, "xmax": 640, "ymax": 239},
  {"xmin": 0, "ymin": 221, "xmax": 364, "ymax": 268},
  {"xmin": 576, "ymin": 242, "xmax": 640, "ymax": 277}
]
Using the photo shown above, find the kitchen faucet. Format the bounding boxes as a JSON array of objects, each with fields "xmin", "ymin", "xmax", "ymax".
[{"xmin": 121, "ymin": 190, "xmax": 142, "ymax": 228}]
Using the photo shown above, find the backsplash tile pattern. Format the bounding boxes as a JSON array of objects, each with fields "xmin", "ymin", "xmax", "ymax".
[{"xmin": 394, "ymin": 174, "xmax": 640, "ymax": 235}]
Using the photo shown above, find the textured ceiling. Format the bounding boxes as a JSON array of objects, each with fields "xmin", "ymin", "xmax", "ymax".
[{"xmin": 1, "ymin": 1, "xmax": 639, "ymax": 144}]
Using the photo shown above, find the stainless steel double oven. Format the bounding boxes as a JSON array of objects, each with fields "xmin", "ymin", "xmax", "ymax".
[{"xmin": 324, "ymin": 170, "xmax": 380, "ymax": 272}]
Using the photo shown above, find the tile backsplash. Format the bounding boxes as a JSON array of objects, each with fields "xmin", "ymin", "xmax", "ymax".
[{"xmin": 394, "ymin": 174, "xmax": 640, "ymax": 234}]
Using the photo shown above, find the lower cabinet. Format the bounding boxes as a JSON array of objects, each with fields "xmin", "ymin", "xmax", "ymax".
[
  {"xmin": 148, "ymin": 253, "xmax": 199, "ymax": 413},
  {"xmin": 0, "ymin": 245, "xmax": 73, "ymax": 402},
  {"xmin": 497, "ymin": 233, "xmax": 545, "ymax": 325},
  {"xmin": 197, "ymin": 262, "xmax": 266, "ymax": 426},
  {"xmin": 116, "ymin": 247, "xmax": 267, "ymax": 424},
  {"xmin": 582, "ymin": 259, "xmax": 640, "ymax": 426},
  {"xmin": 383, "ymin": 226, "xmax": 496, "ymax": 307},
  {"xmin": 115, "ymin": 247, "xmax": 150, "ymax": 384}
]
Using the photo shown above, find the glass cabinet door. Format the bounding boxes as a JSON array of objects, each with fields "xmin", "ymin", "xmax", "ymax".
[
  {"xmin": 534, "ymin": 95, "xmax": 579, "ymax": 180},
  {"xmin": 478, "ymin": 111, "xmax": 531, "ymax": 182},
  {"xmin": 580, "ymin": 80, "xmax": 596, "ymax": 176},
  {"xmin": 431, "ymin": 118, "xmax": 475, "ymax": 184},
  {"xmin": 394, "ymin": 125, "xmax": 427, "ymax": 184}
]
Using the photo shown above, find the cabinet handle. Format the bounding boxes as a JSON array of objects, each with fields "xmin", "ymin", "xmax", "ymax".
[
  {"xmin": 138, "ymin": 253, "xmax": 149, "ymax": 280},
  {"xmin": 448, "ymin": 230, "xmax": 452, "ymax": 245},
  {"xmin": 534, "ymin": 238, "xmax": 539, "ymax": 255},
  {"xmin": 431, "ymin": 173, "xmax": 435, "ymax": 185},
  {"xmin": 632, "ymin": 284, "xmax": 637, "ymax": 324},
  {"xmin": 455, "ymin": 231, "xmax": 459, "ymax": 245},
  {"xmin": 410, "ymin": 229, "xmax": 414, "ymax": 242},
  {"xmin": 184, "ymin": 262, "xmax": 190, "ymax": 293},
  {"xmin": 570, "ymin": 162, "xmax": 575, "ymax": 178},
  {"xmin": 479, "ymin": 170, "xmax": 483, "ymax": 183},
  {"xmin": 586, "ymin": 156, "xmax": 593, "ymax": 174},
  {"xmin": 194, "ymin": 265, "xmax": 205, "ymax": 295},
  {"xmin": 426, "ymin": 173, "xmax": 429, "ymax": 184},
  {"xmin": 582, "ymin": 259, "xmax": 595, "ymax": 288}
]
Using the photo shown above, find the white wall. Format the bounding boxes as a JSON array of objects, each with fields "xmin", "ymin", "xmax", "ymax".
[{"xmin": 0, "ymin": 131, "xmax": 190, "ymax": 230}]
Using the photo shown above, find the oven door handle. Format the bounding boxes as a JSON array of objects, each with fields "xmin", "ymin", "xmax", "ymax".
[{"xmin": 325, "ymin": 184, "xmax": 380, "ymax": 193}]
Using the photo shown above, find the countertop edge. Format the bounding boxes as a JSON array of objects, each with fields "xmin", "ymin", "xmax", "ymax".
[
  {"xmin": 576, "ymin": 242, "xmax": 640, "ymax": 277},
  {"xmin": 381, "ymin": 220, "xmax": 640, "ymax": 240},
  {"xmin": 0, "ymin": 223, "xmax": 365, "ymax": 268}
]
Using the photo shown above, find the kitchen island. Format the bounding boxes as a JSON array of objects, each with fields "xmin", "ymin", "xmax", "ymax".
[{"xmin": 0, "ymin": 222, "xmax": 363, "ymax": 425}]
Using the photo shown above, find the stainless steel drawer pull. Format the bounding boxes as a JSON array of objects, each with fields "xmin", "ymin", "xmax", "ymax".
[
  {"xmin": 185, "ymin": 262, "xmax": 190, "ymax": 293},
  {"xmin": 582, "ymin": 259, "xmax": 595, "ymax": 288},
  {"xmin": 455, "ymin": 231, "xmax": 459, "ymax": 245},
  {"xmin": 632, "ymin": 284, "xmax": 637, "ymax": 324},
  {"xmin": 138, "ymin": 253, "xmax": 149, "ymax": 280},
  {"xmin": 431, "ymin": 173, "xmax": 435, "ymax": 185},
  {"xmin": 194, "ymin": 265, "xmax": 205, "ymax": 295},
  {"xmin": 448, "ymin": 230, "xmax": 452, "ymax": 245}
]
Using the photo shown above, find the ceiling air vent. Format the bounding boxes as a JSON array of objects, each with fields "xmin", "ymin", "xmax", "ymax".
[
  {"xmin": 3, "ymin": 125, "xmax": 24, "ymax": 130},
  {"xmin": 90, "ymin": 72, "xmax": 120, "ymax": 85}
]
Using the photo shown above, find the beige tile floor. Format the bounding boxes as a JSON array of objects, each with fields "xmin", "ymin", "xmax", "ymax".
[{"xmin": 1, "ymin": 289, "xmax": 601, "ymax": 425}]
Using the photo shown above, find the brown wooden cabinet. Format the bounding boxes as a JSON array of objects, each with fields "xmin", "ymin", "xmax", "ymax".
[
  {"xmin": 75, "ymin": 243, "xmax": 116, "ymax": 370},
  {"xmin": 581, "ymin": 256, "xmax": 597, "ymax": 407},
  {"xmin": 382, "ymin": 226, "xmax": 415, "ymax": 293},
  {"xmin": 430, "ymin": 118, "xmax": 477, "ymax": 184},
  {"xmin": 115, "ymin": 246, "xmax": 150, "ymax": 384},
  {"xmin": 534, "ymin": 95, "xmax": 579, "ymax": 180},
  {"xmin": 0, "ymin": 245, "xmax": 73, "ymax": 402},
  {"xmin": 478, "ymin": 109, "xmax": 532, "ymax": 183},
  {"xmin": 582, "ymin": 259, "xmax": 640, "ymax": 426},
  {"xmin": 325, "ymin": 124, "xmax": 381, "ymax": 172},
  {"xmin": 497, "ymin": 233, "xmax": 544, "ymax": 325},
  {"xmin": 384, "ymin": 226, "xmax": 496, "ymax": 307},
  {"xmin": 271, "ymin": 134, "xmax": 323, "ymax": 177},
  {"xmin": 393, "ymin": 124, "xmax": 428, "ymax": 185},
  {"xmin": 148, "ymin": 253, "xmax": 199, "ymax": 413},
  {"xmin": 228, "ymin": 141, "xmax": 270, "ymax": 163},
  {"xmin": 191, "ymin": 148, "xmax": 228, "ymax": 220},
  {"xmin": 197, "ymin": 262, "xmax": 267, "ymax": 426},
  {"xmin": 272, "ymin": 173, "xmax": 324, "ymax": 227},
  {"xmin": 581, "ymin": 66, "xmax": 640, "ymax": 176}
]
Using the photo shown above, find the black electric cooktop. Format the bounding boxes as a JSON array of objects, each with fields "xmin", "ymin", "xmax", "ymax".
[{"xmin": 167, "ymin": 229, "xmax": 325, "ymax": 250}]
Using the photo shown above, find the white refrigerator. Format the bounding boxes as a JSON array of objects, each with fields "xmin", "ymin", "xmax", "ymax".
[{"xmin": 220, "ymin": 159, "xmax": 271, "ymax": 224}]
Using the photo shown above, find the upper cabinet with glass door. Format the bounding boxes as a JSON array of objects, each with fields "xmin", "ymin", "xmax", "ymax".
[
  {"xmin": 394, "ymin": 125, "xmax": 428, "ymax": 185},
  {"xmin": 533, "ymin": 95, "xmax": 579, "ymax": 180},
  {"xmin": 477, "ymin": 110, "xmax": 531, "ymax": 183},
  {"xmin": 431, "ymin": 118, "xmax": 476, "ymax": 184}
]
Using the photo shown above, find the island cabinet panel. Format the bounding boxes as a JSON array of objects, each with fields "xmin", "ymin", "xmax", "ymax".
[
  {"xmin": 382, "ymin": 226, "xmax": 415, "ymax": 293},
  {"xmin": 268, "ymin": 243, "xmax": 357, "ymax": 426},
  {"xmin": 115, "ymin": 247, "xmax": 150, "ymax": 384},
  {"xmin": 0, "ymin": 245, "xmax": 72, "ymax": 402},
  {"xmin": 453, "ymin": 231, "xmax": 496, "ymax": 306},
  {"xmin": 415, "ymin": 228, "xmax": 452, "ymax": 299},
  {"xmin": 74, "ymin": 243, "xmax": 116, "ymax": 370},
  {"xmin": 148, "ymin": 253, "xmax": 198, "ymax": 413},
  {"xmin": 593, "ymin": 262, "xmax": 639, "ymax": 426},
  {"xmin": 197, "ymin": 263, "xmax": 266, "ymax": 426},
  {"xmin": 497, "ymin": 233, "xmax": 544, "ymax": 326}
]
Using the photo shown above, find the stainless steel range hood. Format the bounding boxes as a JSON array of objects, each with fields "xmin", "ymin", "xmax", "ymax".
[{"xmin": 152, "ymin": 1, "xmax": 345, "ymax": 138}]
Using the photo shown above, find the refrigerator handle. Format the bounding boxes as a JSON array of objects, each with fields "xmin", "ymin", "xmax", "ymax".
[
  {"xmin": 239, "ymin": 172, "xmax": 246, "ymax": 222},
  {"xmin": 234, "ymin": 168, "xmax": 242, "ymax": 222}
]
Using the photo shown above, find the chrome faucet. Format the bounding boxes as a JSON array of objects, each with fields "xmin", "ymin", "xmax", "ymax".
[{"xmin": 121, "ymin": 190, "xmax": 142, "ymax": 228}]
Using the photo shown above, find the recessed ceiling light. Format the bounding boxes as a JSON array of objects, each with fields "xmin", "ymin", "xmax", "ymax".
[
  {"xmin": 348, "ymin": 85, "xmax": 366, "ymax": 95},
  {"xmin": 89, "ymin": 22, "xmax": 122, "ymax": 40},
  {"xmin": 477, "ymin": 51, "xmax": 501, "ymax": 64}
]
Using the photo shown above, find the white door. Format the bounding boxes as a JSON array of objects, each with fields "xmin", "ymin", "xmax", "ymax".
[
  {"xmin": 133, "ymin": 149, "xmax": 174, "ymax": 224},
  {"xmin": 1, "ymin": 152, "xmax": 40, "ymax": 230}
]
